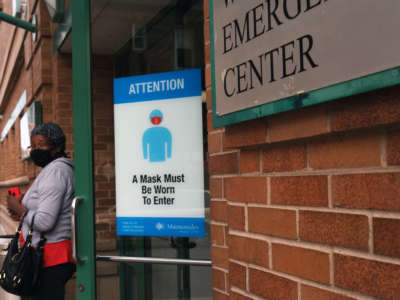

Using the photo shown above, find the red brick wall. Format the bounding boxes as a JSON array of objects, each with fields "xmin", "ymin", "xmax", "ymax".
[
  {"xmin": 205, "ymin": 2, "xmax": 400, "ymax": 300},
  {"xmin": 92, "ymin": 55, "xmax": 117, "ymax": 251},
  {"xmin": 0, "ymin": 70, "xmax": 27, "ymax": 182},
  {"xmin": 0, "ymin": 0, "xmax": 14, "ymax": 73},
  {"xmin": 0, "ymin": 0, "xmax": 51, "ymax": 197},
  {"xmin": 52, "ymin": 52, "xmax": 74, "ymax": 155}
]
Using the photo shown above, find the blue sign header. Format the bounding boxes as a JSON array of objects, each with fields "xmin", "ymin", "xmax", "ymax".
[{"xmin": 114, "ymin": 68, "xmax": 202, "ymax": 104}]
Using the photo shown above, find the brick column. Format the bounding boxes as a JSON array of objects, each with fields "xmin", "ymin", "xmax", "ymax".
[{"xmin": 205, "ymin": 1, "xmax": 400, "ymax": 299}]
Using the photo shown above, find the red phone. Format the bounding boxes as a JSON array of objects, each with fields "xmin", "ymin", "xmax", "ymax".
[{"xmin": 8, "ymin": 187, "xmax": 21, "ymax": 198}]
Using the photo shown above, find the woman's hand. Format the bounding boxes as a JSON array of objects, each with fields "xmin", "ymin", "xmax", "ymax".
[{"xmin": 6, "ymin": 194, "xmax": 27, "ymax": 220}]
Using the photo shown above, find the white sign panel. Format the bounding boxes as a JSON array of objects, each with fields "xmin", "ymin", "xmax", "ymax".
[
  {"xmin": 1, "ymin": 91, "xmax": 26, "ymax": 142},
  {"xmin": 114, "ymin": 69, "xmax": 205, "ymax": 237},
  {"xmin": 20, "ymin": 102, "xmax": 37, "ymax": 159}
]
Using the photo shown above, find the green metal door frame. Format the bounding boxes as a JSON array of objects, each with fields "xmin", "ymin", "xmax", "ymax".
[{"xmin": 71, "ymin": 0, "xmax": 96, "ymax": 300}]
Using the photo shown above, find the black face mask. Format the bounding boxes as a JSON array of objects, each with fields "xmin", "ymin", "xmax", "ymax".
[{"xmin": 30, "ymin": 149, "xmax": 54, "ymax": 167}]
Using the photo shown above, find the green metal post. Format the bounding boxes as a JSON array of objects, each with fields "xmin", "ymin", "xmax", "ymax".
[
  {"xmin": 52, "ymin": 0, "xmax": 66, "ymax": 23},
  {"xmin": 134, "ymin": 237, "xmax": 150, "ymax": 300},
  {"xmin": 118, "ymin": 237, "xmax": 135, "ymax": 300},
  {"xmin": 0, "ymin": 11, "xmax": 36, "ymax": 32},
  {"xmin": 119, "ymin": 236, "xmax": 149, "ymax": 300},
  {"xmin": 71, "ymin": 0, "xmax": 96, "ymax": 300},
  {"xmin": 177, "ymin": 238, "xmax": 190, "ymax": 300}
]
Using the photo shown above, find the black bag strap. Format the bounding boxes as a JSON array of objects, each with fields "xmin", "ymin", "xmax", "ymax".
[
  {"xmin": 29, "ymin": 214, "xmax": 46, "ymax": 247},
  {"xmin": 17, "ymin": 211, "xmax": 29, "ymax": 233},
  {"xmin": 17, "ymin": 212, "xmax": 46, "ymax": 247},
  {"xmin": 15, "ymin": 211, "xmax": 32, "ymax": 246},
  {"xmin": 57, "ymin": 160, "xmax": 74, "ymax": 170},
  {"xmin": 29, "ymin": 213, "xmax": 36, "ymax": 231}
]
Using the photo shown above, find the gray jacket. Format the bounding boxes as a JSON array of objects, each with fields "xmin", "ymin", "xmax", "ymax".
[{"xmin": 22, "ymin": 157, "xmax": 75, "ymax": 246}]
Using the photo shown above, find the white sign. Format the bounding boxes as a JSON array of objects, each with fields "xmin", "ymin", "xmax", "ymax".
[
  {"xmin": 1, "ymin": 91, "xmax": 26, "ymax": 142},
  {"xmin": 20, "ymin": 102, "xmax": 37, "ymax": 159},
  {"xmin": 114, "ymin": 69, "xmax": 205, "ymax": 237}
]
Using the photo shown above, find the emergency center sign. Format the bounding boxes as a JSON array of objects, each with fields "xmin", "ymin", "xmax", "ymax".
[
  {"xmin": 212, "ymin": 0, "xmax": 400, "ymax": 116},
  {"xmin": 113, "ymin": 69, "xmax": 205, "ymax": 237}
]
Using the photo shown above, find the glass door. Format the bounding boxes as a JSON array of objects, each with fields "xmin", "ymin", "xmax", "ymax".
[{"xmin": 71, "ymin": 1, "xmax": 211, "ymax": 299}]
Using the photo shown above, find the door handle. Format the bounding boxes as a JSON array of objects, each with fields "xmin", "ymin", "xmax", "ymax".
[
  {"xmin": 71, "ymin": 196, "xmax": 84, "ymax": 263},
  {"xmin": 96, "ymin": 255, "xmax": 212, "ymax": 266}
]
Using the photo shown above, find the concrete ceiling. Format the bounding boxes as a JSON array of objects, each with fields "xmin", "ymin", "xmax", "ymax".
[{"xmin": 61, "ymin": 0, "xmax": 170, "ymax": 54}]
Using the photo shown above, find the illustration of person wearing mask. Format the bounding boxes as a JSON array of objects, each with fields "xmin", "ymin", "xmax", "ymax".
[{"xmin": 142, "ymin": 109, "xmax": 172, "ymax": 162}]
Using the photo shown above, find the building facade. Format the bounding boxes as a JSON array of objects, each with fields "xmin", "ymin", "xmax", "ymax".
[{"xmin": 0, "ymin": 0, "xmax": 400, "ymax": 299}]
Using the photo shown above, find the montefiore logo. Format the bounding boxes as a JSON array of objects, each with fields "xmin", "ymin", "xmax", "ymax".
[
  {"xmin": 167, "ymin": 224, "xmax": 199, "ymax": 230},
  {"xmin": 155, "ymin": 222, "xmax": 164, "ymax": 230}
]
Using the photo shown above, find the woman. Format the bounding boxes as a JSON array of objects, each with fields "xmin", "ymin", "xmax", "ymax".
[{"xmin": 7, "ymin": 122, "xmax": 75, "ymax": 300}]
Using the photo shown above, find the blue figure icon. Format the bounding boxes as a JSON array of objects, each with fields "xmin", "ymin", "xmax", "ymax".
[{"xmin": 142, "ymin": 109, "xmax": 172, "ymax": 162}]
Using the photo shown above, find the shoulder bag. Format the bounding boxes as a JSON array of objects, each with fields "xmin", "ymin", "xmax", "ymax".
[{"xmin": 0, "ymin": 212, "xmax": 46, "ymax": 296}]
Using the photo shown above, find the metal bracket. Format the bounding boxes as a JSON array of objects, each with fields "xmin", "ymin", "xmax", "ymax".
[{"xmin": 0, "ymin": 11, "xmax": 36, "ymax": 32}]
